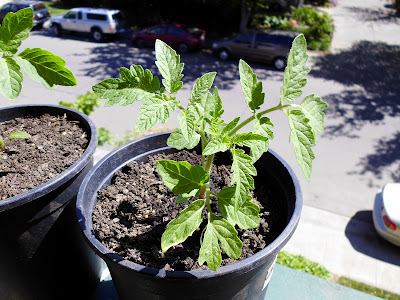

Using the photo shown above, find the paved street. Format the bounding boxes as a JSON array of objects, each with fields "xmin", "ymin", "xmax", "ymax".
[
  {"xmin": 3, "ymin": 0, "xmax": 399, "ymax": 219},
  {"xmin": 1, "ymin": 0, "xmax": 400, "ymax": 292}
]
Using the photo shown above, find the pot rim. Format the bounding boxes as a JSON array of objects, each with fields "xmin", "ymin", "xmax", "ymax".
[
  {"xmin": 77, "ymin": 131, "xmax": 302, "ymax": 279},
  {"xmin": 0, "ymin": 104, "xmax": 98, "ymax": 211}
]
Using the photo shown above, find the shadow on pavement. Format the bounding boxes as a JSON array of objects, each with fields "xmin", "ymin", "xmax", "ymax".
[
  {"xmin": 79, "ymin": 42, "xmax": 283, "ymax": 90},
  {"xmin": 352, "ymin": 132, "xmax": 400, "ymax": 182},
  {"xmin": 33, "ymin": 27, "xmax": 287, "ymax": 90},
  {"xmin": 343, "ymin": 5, "xmax": 400, "ymax": 23},
  {"xmin": 310, "ymin": 41, "xmax": 400, "ymax": 181},
  {"xmin": 311, "ymin": 40, "xmax": 400, "ymax": 136},
  {"xmin": 345, "ymin": 210, "xmax": 400, "ymax": 267}
]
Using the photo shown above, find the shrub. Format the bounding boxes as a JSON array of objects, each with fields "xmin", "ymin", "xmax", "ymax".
[
  {"xmin": 262, "ymin": 6, "xmax": 334, "ymax": 50},
  {"xmin": 263, "ymin": 15, "xmax": 290, "ymax": 29},
  {"xmin": 59, "ymin": 92, "xmax": 114, "ymax": 146},
  {"xmin": 290, "ymin": 6, "xmax": 334, "ymax": 51}
]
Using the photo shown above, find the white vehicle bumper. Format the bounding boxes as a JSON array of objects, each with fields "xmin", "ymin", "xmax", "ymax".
[{"xmin": 373, "ymin": 190, "xmax": 400, "ymax": 247}]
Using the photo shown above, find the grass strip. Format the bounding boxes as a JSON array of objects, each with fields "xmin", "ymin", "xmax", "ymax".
[
  {"xmin": 277, "ymin": 251, "xmax": 330, "ymax": 280},
  {"xmin": 337, "ymin": 277, "xmax": 400, "ymax": 300}
]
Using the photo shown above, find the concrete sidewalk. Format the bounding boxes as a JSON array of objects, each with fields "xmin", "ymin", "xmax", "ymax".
[{"xmin": 282, "ymin": 204, "xmax": 400, "ymax": 295}]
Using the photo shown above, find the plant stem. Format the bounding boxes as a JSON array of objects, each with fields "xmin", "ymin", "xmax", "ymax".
[
  {"xmin": 199, "ymin": 154, "xmax": 215, "ymax": 202},
  {"xmin": 229, "ymin": 103, "xmax": 292, "ymax": 136},
  {"xmin": 205, "ymin": 186, "xmax": 212, "ymax": 213},
  {"xmin": 175, "ymin": 101, "xmax": 184, "ymax": 111},
  {"xmin": 204, "ymin": 154, "xmax": 215, "ymax": 173}
]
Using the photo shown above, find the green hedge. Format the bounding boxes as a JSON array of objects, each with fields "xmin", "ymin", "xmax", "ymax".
[
  {"xmin": 291, "ymin": 6, "xmax": 334, "ymax": 50},
  {"xmin": 262, "ymin": 6, "xmax": 334, "ymax": 51}
]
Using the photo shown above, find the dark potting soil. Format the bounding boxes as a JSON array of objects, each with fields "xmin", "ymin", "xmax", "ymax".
[
  {"xmin": 93, "ymin": 150, "xmax": 287, "ymax": 272},
  {"xmin": 0, "ymin": 114, "xmax": 88, "ymax": 200}
]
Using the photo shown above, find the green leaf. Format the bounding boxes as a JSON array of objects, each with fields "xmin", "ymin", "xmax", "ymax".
[
  {"xmin": 198, "ymin": 220, "xmax": 221, "ymax": 271},
  {"xmin": 136, "ymin": 94, "xmax": 177, "ymax": 131},
  {"xmin": 188, "ymin": 73, "xmax": 218, "ymax": 127},
  {"xmin": 93, "ymin": 65, "xmax": 159, "ymax": 107},
  {"xmin": 167, "ymin": 129, "xmax": 200, "ymax": 150},
  {"xmin": 217, "ymin": 187, "xmax": 260, "ymax": 229},
  {"xmin": 239, "ymin": 60, "xmax": 265, "ymax": 111},
  {"xmin": 198, "ymin": 213, "xmax": 242, "ymax": 270},
  {"xmin": 176, "ymin": 189, "xmax": 200, "ymax": 203},
  {"xmin": 203, "ymin": 135, "xmax": 231, "ymax": 156},
  {"xmin": 280, "ymin": 34, "xmax": 310, "ymax": 103},
  {"xmin": 190, "ymin": 87, "xmax": 224, "ymax": 136},
  {"xmin": 210, "ymin": 214, "xmax": 242, "ymax": 259},
  {"xmin": 161, "ymin": 199, "xmax": 205, "ymax": 251},
  {"xmin": 300, "ymin": 94, "xmax": 328, "ymax": 141},
  {"xmin": 126, "ymin": 65, "xmax": 160, "ymax": 92},
  {"xmin": 9, "ymin": 131, "xmax": 30, "ymax": 139},
  {"xmin": 190, "ymin": 72, "xmax": 216, "ymax": 103},
  {"xmin": 93, "ymin": 78, "xmax": 154, "ymax": 106},
  {"xmin": 178, "ymin": 110, "xmax": 197, "ymax": 142},
  {"xmin": 156, "ymin": 160, "xmax": 209, "ymax": 195},
  {"xmin": 221, "ymin": 117, "xmax": 240, "ymax": 136},
  {"xmin": 207, "ymin": 87, "xmax": 224, "ymax": 122},
  {"xmin": 0, "ymin": 57, "xmax": 23, "ymax": 99},
  {"xmin": 288, "ymin": 109, "xmax": 315, "ymax": 181},
  {"xmin": 236, "ymin": 201, "xmax": 260, "ymax": 229},
  {"xmin": 231, "ymin": 148, "xmax": 256, "ymax": 209},
  {"xmin": 155, "ymin": 39, "xmax": 184, "ymax": 94},
  {"xmin": 0, "ymin": 8, "xmax": 33, "ymax": 56},
  {"xmin": 250, "ymin": 116, "xmax": 274, "ymax": 162},
  {"xmin": 216, "ymin": 187, "xmax": 237, "ymax": 225},
  {"xmin": 15, "ymin": 48, "xmax": 76, "ymax": 88},
  {"xmin": 232, "ymin": 132, "xmax": 269, "ymax": 148}
]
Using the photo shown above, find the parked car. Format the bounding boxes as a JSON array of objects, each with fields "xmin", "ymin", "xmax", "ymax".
[
  {"xmin": 0, "ymin": 1, "xmax": 50, "ymax": 27},
  {"xmin": 373, "ymin": 183, "xmax": 400, "ymax": 247},
  {"xmin": 49, "ymin": 7, "xmax": 126, "ymax": 42},
  {"xmin": 211, "ymin": 30, "xmax": 299, "ymax": 70},
  {"xmin": 131, "ymin": 24, "xmax": 206, "ymax": 53}
]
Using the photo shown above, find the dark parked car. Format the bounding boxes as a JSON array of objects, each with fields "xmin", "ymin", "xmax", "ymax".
[
  {"xmin": 131, "ymin": 24, "xmax": 206, "ymax": 53},
  {"xmin": 0, "ymin": 1, "xmax": 50, "ymax": 27},
  {"xmin": 211, "ymin": 30, "xmax": 299, "ymax": 70}
]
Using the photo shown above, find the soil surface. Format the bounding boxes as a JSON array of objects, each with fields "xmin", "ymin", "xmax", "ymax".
[
  {"xmin": 93, "ymin": 150, "xmax": 287, "ymax": 271},
  {"xmin": 0, "ymin": 114, "xmax": 88, "ymax": 200}
]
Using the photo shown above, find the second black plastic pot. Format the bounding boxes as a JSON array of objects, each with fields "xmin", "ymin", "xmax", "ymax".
[
  {"xmin": 77, "ymin": 131, "xmax": 302, "ymax": 300},
  {"xmin": 0, "ymin": 104, "xmax": 103, "ymax": 299}
]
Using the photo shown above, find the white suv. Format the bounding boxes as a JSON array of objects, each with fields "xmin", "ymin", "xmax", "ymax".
[{"xmin": 50, "ymin": 7, "xmax": 126, "ymax": 42}]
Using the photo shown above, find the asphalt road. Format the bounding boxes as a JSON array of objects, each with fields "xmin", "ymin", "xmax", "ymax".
[{"xmin": 1, "ymin": 0, "xmax": 400, "ymax": 220}]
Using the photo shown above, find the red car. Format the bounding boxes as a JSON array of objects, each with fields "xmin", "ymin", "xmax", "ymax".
[{"xmin": 131, "ymin": 24, "xmax": 205, "ymax": 53}]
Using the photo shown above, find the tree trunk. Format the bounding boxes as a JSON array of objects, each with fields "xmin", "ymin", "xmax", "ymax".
[
  {"xmin": 289, "ymin": 0, "xmax": 304, "ymax": 8},
  {"xmin": 239, "ymin": 0, "xmax": 250, "ymax": 33}
]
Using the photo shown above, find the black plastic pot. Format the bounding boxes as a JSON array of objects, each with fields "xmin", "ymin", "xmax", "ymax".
[
  {"xmin": 0, "ymin": 104, "xmax": 102, "ymax": 299},
  {"xmin": 77, "ymin": 131, "xmax": 302, "ymax": 300}
]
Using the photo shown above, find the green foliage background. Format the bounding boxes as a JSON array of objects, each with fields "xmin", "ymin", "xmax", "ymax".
[{"xmin": 262, "ymin": 6, "xmax": 334, "ymax": 50}]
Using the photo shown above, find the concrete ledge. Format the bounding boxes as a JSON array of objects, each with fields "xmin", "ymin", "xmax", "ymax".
[{"xmin": 282, "ymin": 205, "xmax": 400, "ymax": 295}]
